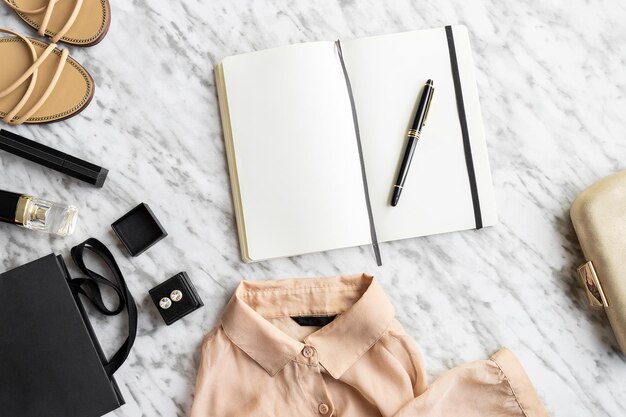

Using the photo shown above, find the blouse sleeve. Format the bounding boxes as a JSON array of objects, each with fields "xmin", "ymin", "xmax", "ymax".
[{"xmin": 392, "ymin": 348, "xmax": 550, "ymax": 417}]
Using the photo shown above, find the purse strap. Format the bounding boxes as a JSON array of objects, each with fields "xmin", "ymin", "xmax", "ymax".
[{"xmin": 69, "ymin": 238, "xmax": 138, "ymax": 378}]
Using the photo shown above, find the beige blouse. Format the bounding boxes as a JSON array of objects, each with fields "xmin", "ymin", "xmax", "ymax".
[{"xmin": 190, "ymin": 273, "xmax": 549, "ymax": 417}]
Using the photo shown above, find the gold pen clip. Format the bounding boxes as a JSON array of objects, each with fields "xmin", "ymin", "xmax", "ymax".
[{"xmin": 422, "ymin": 83, "xmax": 434, "ymax": 126}]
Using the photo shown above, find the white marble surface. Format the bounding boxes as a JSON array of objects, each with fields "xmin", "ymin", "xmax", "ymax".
[{"xmin": 1, "ymin": 0, "xmax": 626, "ymax": 416}]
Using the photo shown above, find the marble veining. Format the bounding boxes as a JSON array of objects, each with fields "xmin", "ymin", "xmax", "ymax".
[{"xmin": 1, "ymin": 1, "xmax": 626, "ymax": 416}]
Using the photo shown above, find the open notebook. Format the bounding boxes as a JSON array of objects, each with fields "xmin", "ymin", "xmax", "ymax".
[{"xmin": 215, "ymin": 25, "xmax": 497, "ymax": 263}]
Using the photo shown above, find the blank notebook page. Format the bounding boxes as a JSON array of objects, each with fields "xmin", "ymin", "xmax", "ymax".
[
  {"xmin": 341, "ymin": 26, "xmax": 497, "ymax": 242},
  {"xmin": 221, "ymin": 42, "xmax": 371, "ymax": 261}
]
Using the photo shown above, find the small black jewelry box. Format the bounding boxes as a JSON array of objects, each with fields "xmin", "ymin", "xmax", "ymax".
[
  {"xmin": 149, "ymin": 272, "xmax": 203, "ymax": 325},
  {"xmin": 111, "ymin": 203, "xmax": 167, "ymax": 257}
]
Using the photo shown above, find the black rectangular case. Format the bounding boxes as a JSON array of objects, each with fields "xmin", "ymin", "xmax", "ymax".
[{"xmin": 0, "ymin": 254, "xmax": 125, "ymax": 417}]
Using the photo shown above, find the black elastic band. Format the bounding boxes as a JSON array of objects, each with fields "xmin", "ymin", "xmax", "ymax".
[
  {"xmin": 335, "ymin": 40, "xmax": 382, "ymax": 266},
  {"xmin": 445, "ymin": 26, "xmax": 483, "ymax": 229},
  {"xmin": 70, "ymin": 238, "xmax": 138, "ymax": 377}
]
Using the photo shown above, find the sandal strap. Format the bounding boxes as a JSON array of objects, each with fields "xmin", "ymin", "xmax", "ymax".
[
  {"xmin": 8, "ymin": 48, "xmax": 68, "ymax": 124},
  {"xmin": 50, "ymin": 0, "xmax": 82, "ymax": 43},
  {"xmin": 0, "ymin": 29, "xmax": 38, "ymax": 121},
  {"xmin": 0, "ymin": 41, "xmax": 57, "ymax": 98},
  {"xmin": 40, "ymin": 0, "xmax": 59, "ymax": 38},
  {"xmin": 0, "ymin": 29, "xmax": 68, "ymax": 125},
  {"xmin": 3, "ymin": 0, "xmax": 51, "ymax": 14},
  {"xmin": 3, "ymin": 0, "xmax": 83, "ymax": 43}
]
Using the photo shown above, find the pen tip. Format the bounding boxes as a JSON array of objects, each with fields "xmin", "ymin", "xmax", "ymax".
[{"xmin": 426, "ymin": 79, "xmax": 433, "ymax": 85}]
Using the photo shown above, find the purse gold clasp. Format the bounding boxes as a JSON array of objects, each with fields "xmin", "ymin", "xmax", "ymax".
[{"xmin": 577, "ymin": 261, "xmax": 608, "ymax": 308}]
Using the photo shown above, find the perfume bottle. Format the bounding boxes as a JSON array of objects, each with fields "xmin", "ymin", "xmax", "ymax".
[{"xmin": 0, "ymin": 190, "xmax": 78, "ymax": 236}]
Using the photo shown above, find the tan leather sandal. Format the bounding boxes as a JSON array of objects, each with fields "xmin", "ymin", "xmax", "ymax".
[
  {"xmin": 4, "ymin": 0, "xmax": 111, "ymax": 46},
  {"xmin": 0, "ymin": 28, "xmax": 94, "ymax": 125}
]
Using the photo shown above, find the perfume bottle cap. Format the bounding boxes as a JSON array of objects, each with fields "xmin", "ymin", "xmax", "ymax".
[
  {"xmin": 0, "ymin": 190, "xmax": 21, "ymax": 224},
  {"xmin": 111, "ymin": 203, "xmax": 168, "ymax": 256}
]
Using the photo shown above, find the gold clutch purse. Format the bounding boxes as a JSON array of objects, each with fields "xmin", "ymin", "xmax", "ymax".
[{"xmin": 571, "ymin": 170, "xmax": 626, "ymax": 353}]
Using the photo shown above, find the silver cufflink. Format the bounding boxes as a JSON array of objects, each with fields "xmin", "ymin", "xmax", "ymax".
[
  {"xmin": 159, "ymin": 297, "xmax": 172, "ymax": 310},
  {"xmin": 170, "ymin": 289, "xmax": 183, "ymax": 302}
]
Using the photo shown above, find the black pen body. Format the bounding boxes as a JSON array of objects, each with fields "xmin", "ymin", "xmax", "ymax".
[
  {"xmin": 409, "ymin": 84, "xmax": 433, "ymax": 131},
  {"xmin": 391, "ymin": 80, "xmax": 434, "ymax": 207},
  {"xmin": 391, "ymin": 137, "xmax": 419, "ymax": 206}
]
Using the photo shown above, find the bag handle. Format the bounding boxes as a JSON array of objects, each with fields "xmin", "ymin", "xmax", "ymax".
[{"xmin": 69, "ymin": 238, "xmax": 138, "ymax": 377}]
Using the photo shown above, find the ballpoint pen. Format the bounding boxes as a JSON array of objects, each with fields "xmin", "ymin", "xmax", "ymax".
[{"xmin": 391, "ymin": 79, "xmax": 435, "ymax": 207}]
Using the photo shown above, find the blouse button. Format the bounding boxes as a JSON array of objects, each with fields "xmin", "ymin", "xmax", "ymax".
[
  {"xmin": 318, "ymin": 403, "xmax": 330, "ymax": 414},
  {"xmin": 302, "ymin": 346, "xmax": 315, "ymax": 358}
]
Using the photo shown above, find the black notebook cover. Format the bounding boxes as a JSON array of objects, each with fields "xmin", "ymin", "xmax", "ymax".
[{"xmin": 0, "ymin": 254, "xmax": 124, "ymax": 417}]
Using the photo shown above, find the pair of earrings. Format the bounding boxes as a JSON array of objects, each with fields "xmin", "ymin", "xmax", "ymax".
[{"xmin": 159, "ymin": 290, "xmax": 183, "ymax": 310}]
